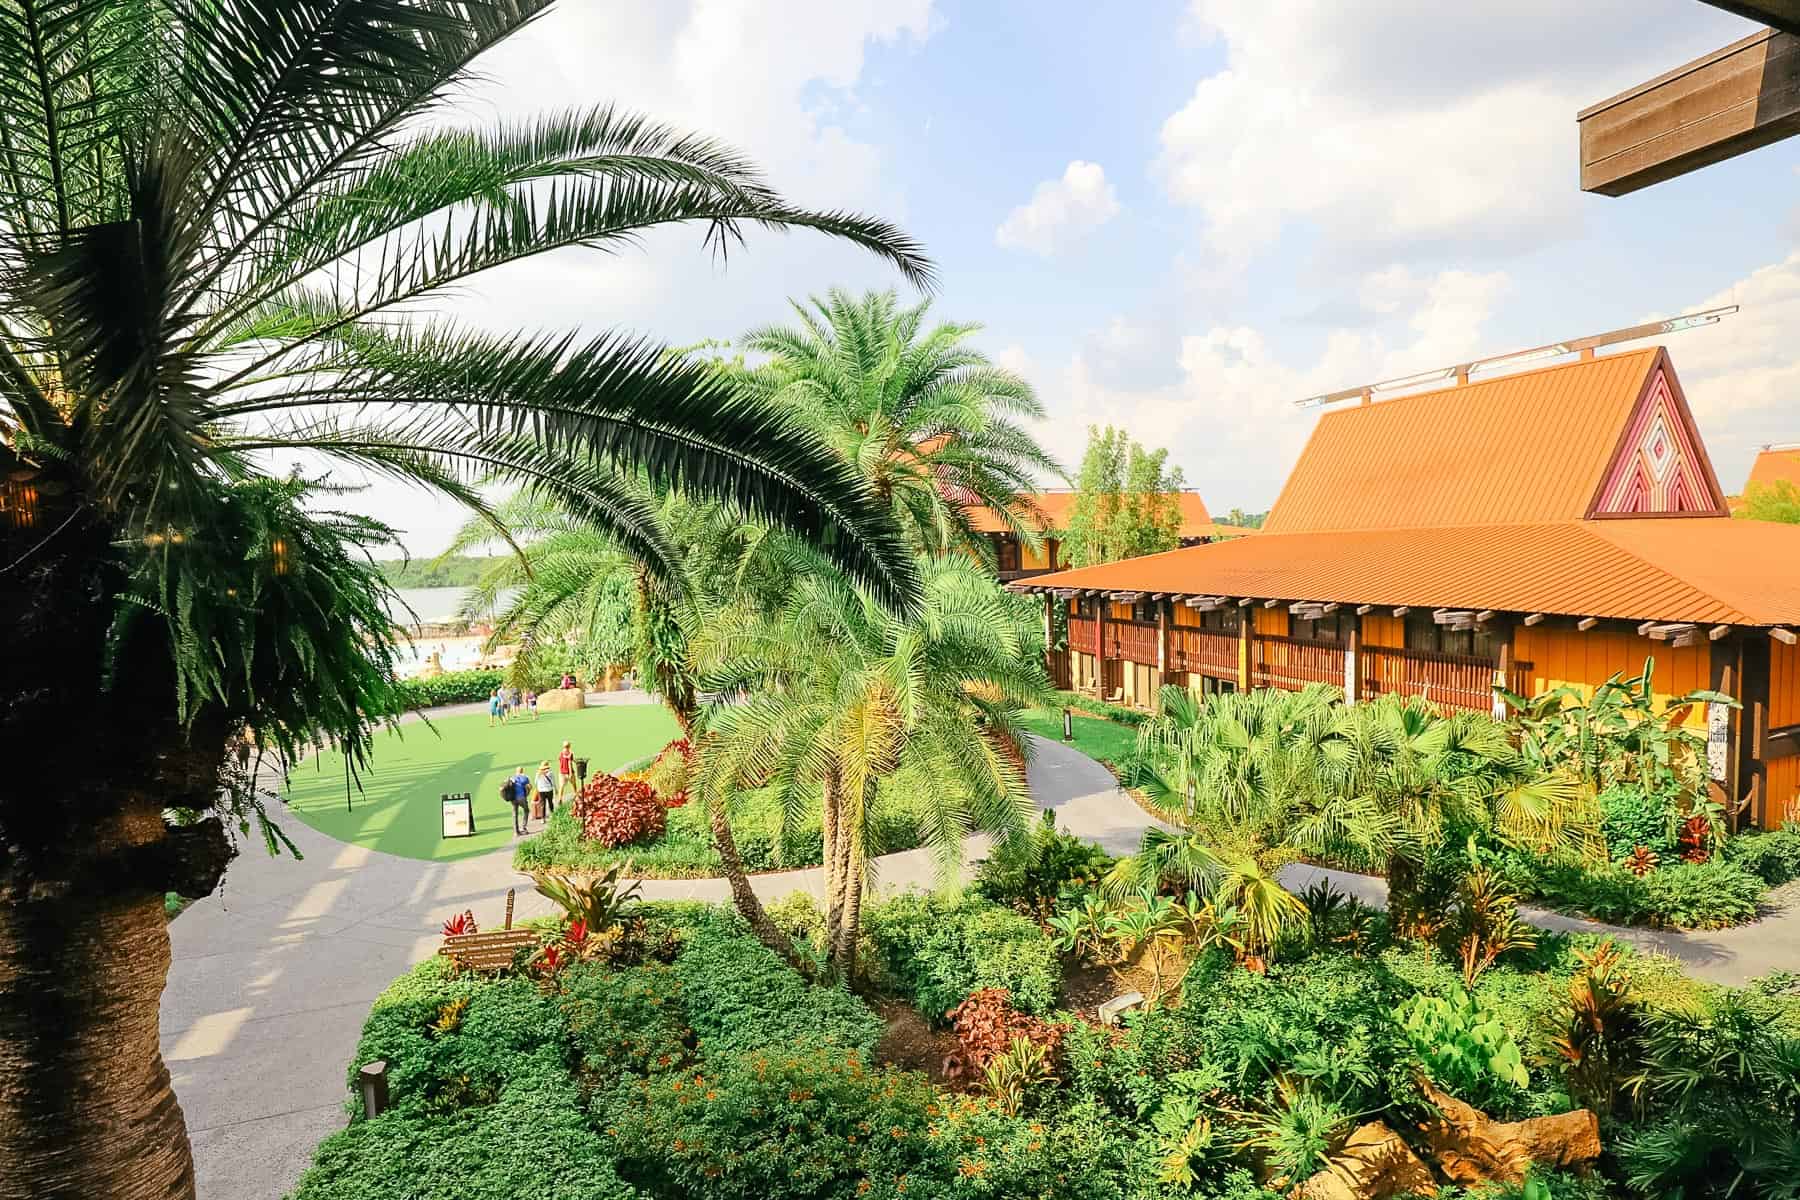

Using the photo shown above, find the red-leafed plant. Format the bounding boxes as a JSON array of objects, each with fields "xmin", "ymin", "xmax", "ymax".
[
  {"xmin": 442, "ymin": 909, "xmax": 478, "ymax": 937},
  {"xmin": 1623, "ymin": 846, "xmax": 1659, "ymax": 877},
  {"xmin": 572, "ymin": 772, "xmax": 666, "ymax": 848},
  {"xmin": 1678, "ymin": 814, "xmax": 1713, "ymax": 864},
  {"xmin": 942, "ymin": 988, "xmax": 1064, "ymax": 1082}
]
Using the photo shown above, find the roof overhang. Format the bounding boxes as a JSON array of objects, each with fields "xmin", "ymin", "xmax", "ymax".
[{"xmin": 1579, "ymin": 21, "xmax": 1800, "ymax": 195}]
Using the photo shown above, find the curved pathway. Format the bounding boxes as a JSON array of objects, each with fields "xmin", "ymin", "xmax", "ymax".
[
  {"xmin": 158, "ymin": 697, "xmax": 1800, "ymax": 1200},
  {"xmin": 159, "ymin": 711, "xmax": 1141, "ymax": 1200}
]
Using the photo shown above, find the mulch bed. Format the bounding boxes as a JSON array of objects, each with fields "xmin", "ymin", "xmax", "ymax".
[{"xmin": 872, "ymin": 1000, "xmax": 961, "ymax": 1084}]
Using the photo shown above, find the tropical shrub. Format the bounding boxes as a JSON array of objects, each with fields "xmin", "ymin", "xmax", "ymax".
[
  {"xmin": 671, "ymin": 908, "xmax": 882, "ymax": 1057},
  {"xmin": 294, "ymin": 1073, "xmax": 633, "ymax": 1200},
  {"xmin": 1394, "ymin": 986, "xmax": 1530, "ymax": 1110},
  {"xmin": 1723, "ymin": 824, "xmax": 1800, "ymax": 885},
  {"xmin": 1444, "ymin": 865, "xmax": 1538, "ymax": 987},
  {"xmin": 531, "ymin": 865, "xmax": 642, "ymax": 931},
  {"xmin": 1546, "ymin": 940, "xmax": 1640, "ymax": 1112},
  {"xmin": 392, "ymin": 668, "xmax": 508, "ymax": 710},
  {"xmin": 1057, "ymin": 689, "xmax": 1154, "ymax": 727},
  {"xmin": 641, "ymin": 737, "xmax": 694, "ymax": 805},
  {"xmin": 572, "ymin": 773, "xmax": 666, "ymax": 848},
  {"xmin": 862, "ymin": 892, "xmax": 1061, "ymax": 1021},
  {"xmin": 944, "ymin": 987, "xmax": 1066, "ymax": 1080},
  {"xmin": 1519, "ymin": 858, "xmax": 1764, "ymax": 930},
  {"xmin": 559, "ymin": 960, "xmax": 691, "ymax": 1085},
  {"xmin": 1598, "ymin": 782, "xmax": 1676, "ymax": 860},
  {"xmin": 974, "ymin": 808, "xmax": 1115, "ymax": 920}
]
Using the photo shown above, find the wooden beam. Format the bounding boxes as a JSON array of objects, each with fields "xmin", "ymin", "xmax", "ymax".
[
  {"xmin": 1474, "ymin": 610, "xmax": 1495, "ymax": 624},
  {"xmin": 1637, "ymin": 620, "xmax": 1659, "ymax": 637},
  {"xmin": 1579, "ymin": 27, "xmax": 1800, "ymax": 197},
  {"xmin": 1321, "ymin": 602, "xmax": 1339, "ymax": 615},
  {"xmin": 1711, "ymin": 624, "xmax": 1733, "ymax": 641},
  {"xmin": 1774, "ymin": 627, "xmax": 1798, "ymax": 645},
  {"xmin": 1356, "ymin": 604, "xmax": 1374, "ymax": 616},
  {"xmin": 1647, "ymin": 622, "xmax": 1699, "ymax": 641},
  {"xmin": 1392, "ymin": 606, "xmax": 1409, "ymax": 617},
  {"xmin": 1238, "ymin": 597, "xmax": 1255, "ymax": 608},
  {"xmin": 1578, "ymin": 617, "xmax": 1599, "ymax": 631},
  {"xmin": 1433, "ymin": 609, "xmax": 1471, "ymax": 625},
  {"xmin": 1109, "ymin": 591, "xmax": 1142, "ymax": 603},
  {"xmin": 1263, "ymin": 599, "xmax": 1280, "ymax": 608},
  {"xmin": 1523, "ymin": 613, "xmax": 1546, "ymax": 626}
]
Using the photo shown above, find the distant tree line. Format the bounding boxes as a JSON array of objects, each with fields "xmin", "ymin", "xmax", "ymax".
[{"xmin": 376, "ymin": 555, "xmax": 512, "ymax": 588}]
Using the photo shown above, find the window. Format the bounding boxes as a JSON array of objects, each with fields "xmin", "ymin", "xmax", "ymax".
[
  {"xmin": 1291, "ymin": 612, "xmax": 1350, "ymax": 644},
  {"xmin": 1404, "ymin": 613, "xmax": 1499, "ymax": 659},
  {"xmin": 1200, "ymin": 606, "xmax": 1241, "ymax": 633},
  {"xmin": 1133, "ymin": 597, "xmax": 1158, "ymax": 623}
]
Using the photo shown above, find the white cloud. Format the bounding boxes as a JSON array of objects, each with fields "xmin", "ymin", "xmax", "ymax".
[
  {"xmin": 1157, "ymin": 0, "xmax": 1754, "ymax": 266},
  {"xmin": 1015, "ymin": 266, "xmax": 1512, "ymax": 507},
  {"xmin": 995, "ymin": 161, "xmax": 1121, "ymax": 256}
]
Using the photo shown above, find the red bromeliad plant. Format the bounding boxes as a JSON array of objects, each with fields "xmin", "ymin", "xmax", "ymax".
[
  {"xmin": 572, "ymin": 773, "xmax": 667, "ymax": 848},
  {"xmin": 942, "ymin": 988, "xmax": 1065, "ymax": 1082},
  {"xmin": 1678, "ymin": 814, "xmax": 1713, "ymax": 864},
  {"xmin": 1623, "ymin": 846, "xmax": 1660, "ymax": 877},
  {"xmin": 441, "ymin": 910, "xmax": 478, "ymax": 937}
]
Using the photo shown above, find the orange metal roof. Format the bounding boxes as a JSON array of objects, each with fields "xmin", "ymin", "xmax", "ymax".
[
  {"xmin": 1747, "ymin": 445, "xmax": 1800, "ymax": 492},
  {"xmin": 967, "ymin": 491, "xmax": 1233, "ymax": 539},
  {"xmin": 1263, "ymin": 348, "xmax": 1670, "ymax": 534},
  {"xmin": 1015, "ymin": 517, "xmax": 1800, "ymax": 626}
]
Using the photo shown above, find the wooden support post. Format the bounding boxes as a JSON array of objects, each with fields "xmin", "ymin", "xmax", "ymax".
[
  {"xmin": 1738, "ymin": 634, "xmax": 1772, "ymax": 828},
  {"xmin": 1095, "ymin": 597, "xmax": 1108, "ymax": 695},
  {"xmin": 1344, "ymin": 620, "xmax": 1360, "ymax": 704},
  {"xmin": 1157, "ymin": 600, "xmax": 1169, "ymax": 673},
  {"xmin": 504, "ymin": 888, "xmax": 515, "ymax": 930},
  {"xmin": 1239, "ymin": 608, "xmax": 1253, "ymax": 692},
  {"xmin": 1495, "ymin": 638, "xmax": 1515, "ymax": 720},
  {"xmin": 1712, "ymin": 634, "xmax": 1740, "ymax": 830}
]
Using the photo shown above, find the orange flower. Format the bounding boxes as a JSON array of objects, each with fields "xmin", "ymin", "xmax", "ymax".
[
  {"xmin": 705, "ymin": 1090, "xmax": 718, "ymax": 1101},
  {"xmin": 673, "ymin": 1139, "xmax": 686, "ymax": 1152},
  {"xmin": 890, "ymin": 1126, "xmax": 906, "ymax": 1139},
  {"xmin": 857, "ymin": 1182, "xmax": 871, "ymax": 1195}
]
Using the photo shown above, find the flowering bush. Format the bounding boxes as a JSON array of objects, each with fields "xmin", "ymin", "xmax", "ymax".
[
  {"xmin": 572, "ymin": 772, "xmax": 666, "ymax": 848},
  {"xmin": 943, "ymin": 988, "xmax": 1065, "ymax": 1082}
]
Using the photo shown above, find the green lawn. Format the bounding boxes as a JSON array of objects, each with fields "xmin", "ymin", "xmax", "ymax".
[
  {"xmin": 282, "ymin": 705, "xmax": 678, "ymax": 861},
  {"xmin": 1019, "ymin": 707, "xmax": 1142, "ymax": 771}
]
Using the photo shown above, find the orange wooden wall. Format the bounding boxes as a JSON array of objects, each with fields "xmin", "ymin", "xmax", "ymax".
[
  {"xmin": 1171, "ymin": 602, "xmax": 1201, "ymax": 628},
  {"xmin": 1362, "ymin": 613, "xmax": 1403, "ymax": 646},
  {"xmin": 1512, "ymin": 625, "xmax": 1709, "ymax": 731},
  {"xmin": 1111, "ymin": 600, "xmax": 1135, "ymax": 621},
  {"xmin": 1253, "ymin": 607, "xmax": 1287, "ymax": 636}
]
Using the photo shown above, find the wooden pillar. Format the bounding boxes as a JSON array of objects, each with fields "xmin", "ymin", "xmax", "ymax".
[
  {"xmin": 1711, "ymin": 634, "xmax": 1740, "ymax": 828},
  {"xmin": 1041, "ymin": 594, "xmax": 1056, "ymax": 686},
  {"xmin": 1095, "ymin": 597, "xmax": 1108, "ymax": 695},
  {"xmin": 1047, "ymin": 537, "xmax": 1059, "ymax": 572},
  {"xmin": 1157, "ymin": 601, "xmax": 1169, "ymax": 673},
  {"xmin": 1238, "ymin": 609, "xmax": 1253, "ymax": 691},
  {"xmin": 1494, "ymin": 637, "xmax": 1514, "ymax": 721},
  {"xmin": 1738, "ymin": 635, "xmax": 1771, "ymax": 829},
  {"xmin": 1344, "ymin": 620, "xmax": 1360, "ymax": 703}
]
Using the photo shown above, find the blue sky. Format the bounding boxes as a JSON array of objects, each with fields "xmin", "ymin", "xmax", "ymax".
[{"xmin": 358, "ymin": 0, "xmax": 1800, "ymax": 553}]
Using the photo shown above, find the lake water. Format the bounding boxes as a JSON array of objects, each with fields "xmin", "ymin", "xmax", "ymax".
[{"xmin": 383, "ymin": 586, "xmax": 520, "ymax": 676}]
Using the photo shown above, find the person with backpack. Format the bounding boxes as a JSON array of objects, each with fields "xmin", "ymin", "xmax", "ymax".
[{"xmin": 503, "ymin": 771, "xmax": 528, "ymax": 834}]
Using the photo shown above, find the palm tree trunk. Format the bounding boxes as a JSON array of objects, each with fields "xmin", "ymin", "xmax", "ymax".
[
  {"xmin": 0, "ymin": 795, "xmax": 231, "ymax": 1200},
  {"xmin": 834, "ymin": 836, "xmax": 866, "ymax": 979},
  {"xmin": 821, "ymin": 764, "xmax": 846, "ymax": 958},
  {"xmin": 702, "ymin": 787, "xmax": 796, "ymax": 963}
]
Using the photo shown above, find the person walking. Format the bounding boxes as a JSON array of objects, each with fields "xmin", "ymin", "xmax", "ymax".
[
  {"xmin": 535, "ymin": 761, "xmax": 556, "ymax": 819},
  {"xmin": 557, "ymin": 740, "xmax": 576, "ymax": 802},
  {"xmin": 526, "ymin": 689, "xmax": 539, "ymax": 720},
  {"xmin": 511, "ymin": 765, "xmax": 534, "ymax": 827},
  {"xmin": 488, "ymin": 689, "xmax": 501, "ymax": 728},
  {"xmin": 505, "ymin": 770, "xmax": 528, "ymax": 835}
]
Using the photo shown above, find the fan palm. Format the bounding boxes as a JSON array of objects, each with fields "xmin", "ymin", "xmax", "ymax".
[
  {"xmin": 0, "ymin": 4, "xmax": 933, "ymax": 1195},
  {"xmin": 694, "ymin": 554, "xmax": 1055, "ymax": 975},
  {"xmin": 734, "ymin": 288, "xmax": 1064, "ymax": 554}
]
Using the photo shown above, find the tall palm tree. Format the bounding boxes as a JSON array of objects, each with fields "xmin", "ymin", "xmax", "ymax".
[
  {"xmin": 694, "ymin": 554, "xmax": 1055, "ymax": 975},
  {"xmin": 735, "ymin": 288, "xmax": 1064, "ymax": 554},
  {"xmin": 0, "ymin": 5, "xmax": 931, "ymax": 1196}
]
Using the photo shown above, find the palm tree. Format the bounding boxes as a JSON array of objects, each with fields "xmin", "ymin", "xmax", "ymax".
[
  {"xmin": 0, "ymin": 5, "xmax": 932, "ymax": 1195},
  {"xmin": 735, "ymin": 288, "xmax": 1064, "ymax": 554},
  {"xmin": 694, "ymin": 554, "xmax": 1055, "ymax": 975}
]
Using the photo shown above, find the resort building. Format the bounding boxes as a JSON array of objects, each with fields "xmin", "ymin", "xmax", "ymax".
[
  {"xmin": 1746, "ymin": 443, "xmax": 1800, "ymax": 494},
  {"xmin": 1014, "ymin": 347, "xmax": 1800, "ymax": 827},
  {"xmin": 970, "ymin": 489, "xmax": 1247, "ymax": 581}
]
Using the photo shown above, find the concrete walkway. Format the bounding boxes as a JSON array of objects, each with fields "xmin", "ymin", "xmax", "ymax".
[{"xmin": 159, "ymin": 716, "xmax": 1139, "ymax": 1200}]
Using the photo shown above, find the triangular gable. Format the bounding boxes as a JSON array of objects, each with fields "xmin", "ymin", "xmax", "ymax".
[{"xmin": 1588, "ymin": 349, "xmax": 1727, "ymax": 518}]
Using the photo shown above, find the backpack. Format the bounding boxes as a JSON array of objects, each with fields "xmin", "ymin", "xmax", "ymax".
[{"xmin": 499, "ymin": 779, "xmax": 515, "ymax": 805}]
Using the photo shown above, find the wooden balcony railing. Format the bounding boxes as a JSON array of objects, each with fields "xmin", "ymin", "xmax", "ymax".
[
  {"xmin": 1252, "ymin": 634, "xmax": 1346, "ymax": 691},
  {"xmin": 1360, "ymin": 645, "xmax": 1532, "ymax": 715},
  {"xmin": 1169, "ymin": 627, "xmax": 1238, "ymax": 678},
  {"xmin": 1068, "ymin": 616, "xmax": 1097, "ymax": 654},
  {"xmin": 1109, "ymin": 619, "xmax": 1160, "ymax": 666}
]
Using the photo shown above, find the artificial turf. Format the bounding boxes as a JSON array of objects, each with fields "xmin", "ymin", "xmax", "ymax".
[{"xmin": 280, "ymin": 704, "xmax": 679, "ymax": 862}]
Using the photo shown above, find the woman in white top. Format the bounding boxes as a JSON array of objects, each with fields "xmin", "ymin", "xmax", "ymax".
[{"xmin": 535, "ymin": 762, "xmax": 556, "ymax": 818}]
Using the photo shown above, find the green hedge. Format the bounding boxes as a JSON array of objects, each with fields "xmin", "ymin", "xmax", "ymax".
[
  {"xmin": 392, "ymin": 668, "xmax": 506, "ymax": 710},
  {"xmin": 1056, "ymin": 689, "xmax": 1152, "ymax": 726},
  {"xmin": 1724, "ymin": 825, "xmax": 1800, "ymax": 886},
  {"xmin": 862, "ymin": 891, "xmax": 1060, "ymax": 1022},
  {"xmin": 1520, "ymin": 858, "xmax": 1765, "ymax": 930}
]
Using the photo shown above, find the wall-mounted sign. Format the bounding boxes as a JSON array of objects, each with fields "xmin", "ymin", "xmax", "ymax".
[
  {"xmin": 1706, "ymin": 702, "xmax": 1730, "ymax": 784},
  {"xmin": 441, "ymin": 792, "xmax": 475, "ymax": 839}
]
